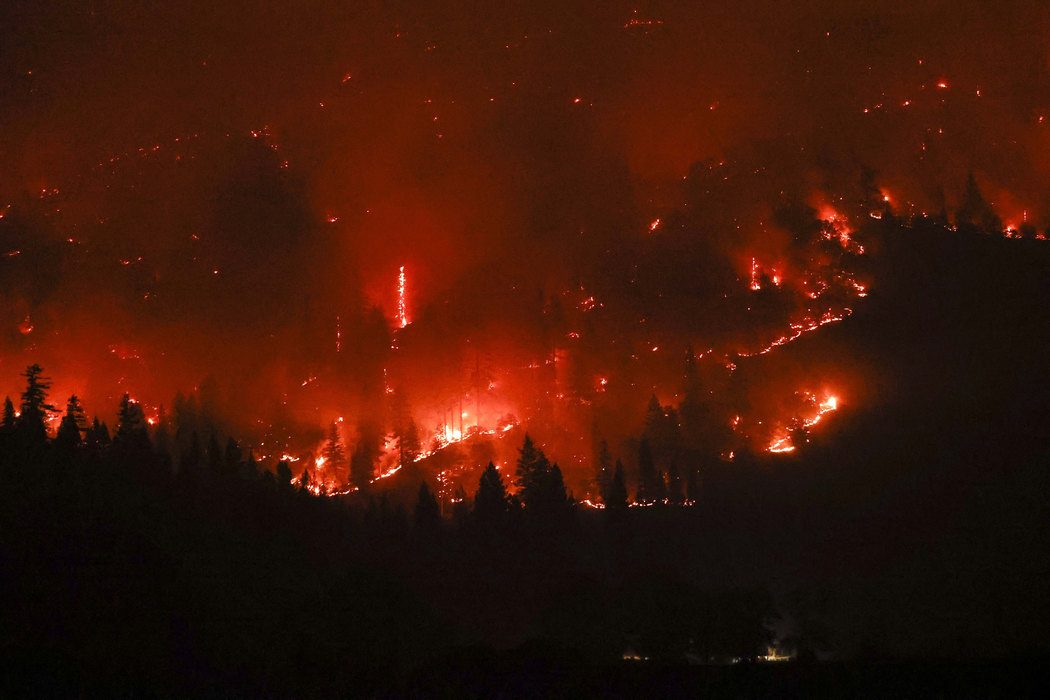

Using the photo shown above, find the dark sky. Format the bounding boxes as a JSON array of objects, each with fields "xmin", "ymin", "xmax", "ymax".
[{"xmin": 1, "ymin": 0, "xmax": 1048, "ymax": 471}]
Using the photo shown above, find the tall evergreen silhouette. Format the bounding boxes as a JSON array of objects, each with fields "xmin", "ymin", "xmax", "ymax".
[
  {"xmin": 18, "ymin": 364, "xmax": 56, "ymax": 448},
  {"xmin": 473, "ymin": 461, "xmax": 510, "ymax": 528}
]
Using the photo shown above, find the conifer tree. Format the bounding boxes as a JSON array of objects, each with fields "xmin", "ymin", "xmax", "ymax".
[
  {"xmin": 2, "ymin": 397, "xmax": 17, "ymax": 434},
  {"xmin": 595, "ymin": 439, "xmax": 613, "ymax": 504},
  {"xmin": 686, "ymin": 466, "xmax": 700, "ymax": 504},
  {"xmin": 18, "ymin": 364, "xmax": 56, "ymax": 446},
  {"xmin": 413, "ymin": 480, "xmax": 442, "ymax": 533},
  {"xmin": 515, "ymin": 434, "xmax": 549, "ymax": 497},
  {"xmin": 224, "ymin": 437, "xmax": 243, "ymax": 473},
  {"xmin": 636, "ymin": 438, "xmax": 661, "ymax": 504},
  {"xmin": 473, "ymin": 461, "xmax": 510, "ymax": 528},
  {"xmin": 323, "ymin": 422, "xmax": 346, "ymax": 470},
  {"xmin": 55, "ymin": 396, "xmax": 87, "ymax": 448},
  {"xmin": 608, "ymin": 459, "xmax": 628, "ymax": 511},
  {"xmin": 667, "ymin": 461, "xmax": 683, "ymax": 505},
  {"xmin": 206, "ymin": 433, "xmax": 224, "ymax": 476},
  {"xmin": 276, "ymin": 460, "xmax": 293, "ymax": 488},
  {"xmin": 398, "ymin": 418, "xmax": 421, "ymax": 468},
  {"xmin": 114, "ymin": 394, "xmax": 151, "ymax": 458},
  {"xmin": 85, "ymin": 417, "xmax": 111, "ymax": 452}
]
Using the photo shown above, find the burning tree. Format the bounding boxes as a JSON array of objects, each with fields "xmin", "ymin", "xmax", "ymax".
[{"xmin": 322, "ymin": 422, "xmax": 347, "ymax": 473}]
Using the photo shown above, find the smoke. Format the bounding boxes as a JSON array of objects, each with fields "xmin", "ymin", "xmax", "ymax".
[{"xmin": 1, "ymin": 1, "xmax": 1047, "ymax": 483}]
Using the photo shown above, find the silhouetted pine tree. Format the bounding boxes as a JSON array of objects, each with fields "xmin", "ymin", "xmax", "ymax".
[
  {"xmin": 595, "ymin": 439, "xmax": 613, "ymax": 504},
  {"xmin": 153, "ymin": 405, "xmax": 173, "ymax": 473},
  {"xmin": 413, "ymin": 481, "xmax": 441, "ymax": 534},
  {"xmin": 55, "ymin": 396, "xmax": 86, "ymax": 449},
  {"xmin": 350, "ymin": 420, "xmax": 381, "ymax": 490},
  {"xmin": 636, "ymin": 438, "xmax": 662, "ymax": 504},
  {"xmin": 957, "ymin": 171, "xmax": 1002, "ymax": 233},
  {"xmin": 473, "ymin": 461, "xmax": 510, "ymax": 528},
  {"xmin": 85, "ymin": 417, "xmax": 111, "ymax": 454},
  {"xmin": 223, "ymin": 437, "xmax": 243, "ymax": 476},
  {"xmin": 686, "ymin": 467, "xmax": 700, "ymax": 504},
  {"xmin": 1, "ymin": 397, "xmax": 16, "ymax": 433},
  {"xmin": 451, "ymin": 484, "xmax": 470, "ymax": 526},
  {"xmin": 667, "ymin": 461, "xmax": 683, "ymax": 505},
  {"xmin": 180, "ymin": 431, "xmax": 203, "ymax": 482},
  {"xmin": 18, "ymin": 364, "xmax": 56, "ymax": 449},
  {"xmin": 398, "ymin": 418, "xmax": 421, "ymax": 468},
  {"xmin": 276, "ymin": 460, "xmax": 293, "ymax": 489},
  {"xmin": 608, "ymin": 459, "xmax": 628, "ymax": 511},
  {"xmin": 515, "ymin": 434, "xmax": 548, "ymax": 497},
  {"xmin": 0, "ymin": 396, "xmax": 16, "ymax": 469},
  {"xmin": 113, "ymin": 394, "xmax": 152, "ymax": 464},
  {"xmin": 206, "ymin": 433, "xmax": 224, "ymax": 478}
]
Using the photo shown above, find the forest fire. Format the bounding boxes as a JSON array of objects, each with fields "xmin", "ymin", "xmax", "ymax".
[
  {"xmin": 766, "ymin": 393, "xmax": 839, "ymax": 454},
  {"xmin": 4, "ymin": 3, "xmax": 1050, "ymax": 691}
]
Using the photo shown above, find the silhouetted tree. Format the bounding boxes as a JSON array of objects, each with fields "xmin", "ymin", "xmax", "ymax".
[
  {"xmin": 55, "ymin": 395, "xmax": 86, "ymax": 449},
  {"xmin": 350, "ymin": 420, "xmax": 381, "ymax": 490},
  {"xmin": 451, "ymin": 484, "xmax": 470, "ymax": 525},
  {"xmin": 667, "ymin": 461, "xmax": 683, "ymax": 505},
  {"xmin": 595, "ymin": 439, "xmax": 613, "ymax": 504},
  {"xmin": 514, "ymin": 435, "xmax": 572, "ymax": 517},
  {"xmin": 515, "ymin": 433, "xmax": 547, "ymax": 494},
  {"xmin": 1, "ymin": 397, "xmax": 16, "ymax": 435},
  {"xmin": 398, "ymin": 418, "xmax": 421, "ymax": 468},
  {"xmin": 636, "ymin": 438, "xmax": 663, "ymax": 504},
  {"xmin": 608, "ymin": 459, "xmax": 628, "ymax": 511},
  {"xmin": 179, "ymin": 431, "xmax": 203, "ymax": 481},
  {"xmin": 413, "ymin": 480, "xmax": 441, "ymax": 534},
  {"xmin": 153, "ymin": 405, "xmax": 173, "ymax": 473},
  {"xmin": 206, "ymin": 433, "xmax": 223, "ymax": 477},
  {"xmin": 473, "ymin": 461, "xmax": 510, "ymax": 528},
  {"xmin": 224, "ymin": 437, "xmax": 242, "ymax": 475},
  {"xmin": 956, "ymin": 171, "xmax": 1001, "ymax": 233},
  {"xmin": 114, "ymin": 394, "xmax": 152, "ymax": 460},
  {"xmin": 390, "ymin": 389, "xmax": 421, "ymax": 468},
  {"xmin": 276, "ymin": 460, "xmax": 293, "ymax": 489},
  {"xmin": 18, "ymin": 364, "xmax": 56, "ymax": 447},
  {"xmin": 0, "ymin": 397, "xmax": 16, "ymax": 464},
  {"xmin": 644, "ymin": 394, "xmax": 681, "ymax": 472},
  {"xmin": 1, "ymin": 398, "xmax": 15, "ymax": 432},
  {"xmin": 85, "ymin": 417, "xmax": 111, "ymax": 454},
  {"xmin": 686, "ymin": 467, "xmax": 700, "ymax": 503}
]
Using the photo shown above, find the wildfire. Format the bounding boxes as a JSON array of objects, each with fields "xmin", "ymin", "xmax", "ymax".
[
  {"xmin": 766, "ymin": 393, "xmax": 840, "ymax": 454},
  {"xmin": 740, "ymin": 309, "xmax": 852, "ymax": 357},
  {"xmin": 397, "ymin": 266, "xmax": 408, "ymax": 328}
]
